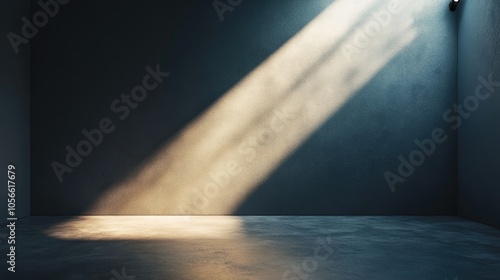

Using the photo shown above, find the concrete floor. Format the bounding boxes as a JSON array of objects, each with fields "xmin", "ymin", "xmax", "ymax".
[{"xmin": 1, "ymin": 216, "xmax": 500, "ymax": 280}]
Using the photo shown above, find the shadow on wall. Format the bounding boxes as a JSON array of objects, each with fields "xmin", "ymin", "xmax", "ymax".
[
  {"xmin": 30, "ymin": 0, "xmax": 337, "ymax": 215},
  {"xmin": 457, "ymin": 0, "xmax": 500, "ymax": 228},
  {"xmin": 31, "ymin": 0, "xmax": 457, "ymax": 215},
  {"xmin": 0, "ymin": 0, "xmax": 30, "ymax": 222},
  {"xmin": 236, "ymin": 0, "xmax": 458, "ymax": 214}
]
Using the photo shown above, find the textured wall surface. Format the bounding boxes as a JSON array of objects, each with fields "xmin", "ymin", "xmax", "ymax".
[
  {"xmin": 31, "ymin": 0, "xmax": 457, "ymax": 215},
  {"xmin": 457, "ymin": 0, "xmax": 500, "ymax": 228},
  {"xmin": 0, "ymin": 1, "xmax": 30, "ymax": 223}
]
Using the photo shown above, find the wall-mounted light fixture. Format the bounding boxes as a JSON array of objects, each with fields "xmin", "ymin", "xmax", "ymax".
[{"xmin": 449, "ymin": 0, "xmax": 460, "ymax": 12}]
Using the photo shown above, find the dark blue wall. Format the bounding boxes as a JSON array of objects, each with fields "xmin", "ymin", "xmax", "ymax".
[
  {"xmin": 0, "ymin": 1, "xmax": 30, "ymax": 222},
  {"xmin": 30, "ymin": 0, "xmax": 458, "ymax": 215},
  {"xmin": 457, "ymin": 0, "xmax": 500, "ymax": 228}
]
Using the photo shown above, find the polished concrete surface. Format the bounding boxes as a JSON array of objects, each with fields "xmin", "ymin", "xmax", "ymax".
[{"xmin": 1, "ymin": 216, "xmax": 500, "ymax": 279}]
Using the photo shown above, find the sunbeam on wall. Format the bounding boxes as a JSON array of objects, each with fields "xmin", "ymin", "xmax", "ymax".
[{"xmin": 88, "ymin": 0, "xmax": 423, "ymax": 215}]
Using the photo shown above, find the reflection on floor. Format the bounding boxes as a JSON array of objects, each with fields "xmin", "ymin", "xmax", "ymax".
[{"xmin": 2, "ymin": 216, "xmax": 500, "ymax": 279}]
